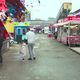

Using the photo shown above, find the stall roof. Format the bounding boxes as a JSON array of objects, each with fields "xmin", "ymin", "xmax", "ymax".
[
  {"xmin": 54, "ymin": 20, "xmax": 80, "ymax": 26},
  {"xmin": 6, "ymin": 0, "xmax": 26, "ymax": 10},
  {"xmin": 53, "ymin": 22, "xmax": 69, "ymax": 26},
  {"xmin": 6, "ymin": 0, "xmax": 27, "ymax": 22},
  {"xmin": 68, "ymin": 20, "xmax": 80, "ymax": 24}
]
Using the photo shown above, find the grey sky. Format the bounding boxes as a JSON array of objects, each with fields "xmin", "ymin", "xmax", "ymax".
[{"xmin": 25, "ymin": 0, "xmax": 80, "ymax": 20}]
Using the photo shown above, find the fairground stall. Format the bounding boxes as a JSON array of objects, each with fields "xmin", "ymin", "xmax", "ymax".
[
  {"xmin": 14, "ymin": 22, "xmax": 29, "ymax": 43},
  {"xmin": 4, "ymin": 0, "xmax": 28, "ymax": 44},
  {"xmin": 54, "ymin": 16, "xmax": 80, "ymax": 46},
  {"xmin": 49, "ymin": 24, "xmax": 59, "ymax": 39}
]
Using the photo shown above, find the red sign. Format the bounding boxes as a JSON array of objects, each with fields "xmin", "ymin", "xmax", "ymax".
[{"xmin": 64, "ymin": 16, "xmax": 80, "ymax": 22}]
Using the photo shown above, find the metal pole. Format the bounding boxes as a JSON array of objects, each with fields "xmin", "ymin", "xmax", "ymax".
[{"xmin": 68, "ymin": 23, "xmax": 71, "ymax": 47}]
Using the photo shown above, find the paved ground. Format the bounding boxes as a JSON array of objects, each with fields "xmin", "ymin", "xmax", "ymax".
[{"xmin": 0, "ymin": 34, "xmax": 80, "ymax": 80}]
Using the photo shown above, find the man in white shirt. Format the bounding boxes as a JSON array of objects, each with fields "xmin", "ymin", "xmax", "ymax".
[{"xmin": 26, "ymin": 28, "xmax": 36, "ymax": 60}]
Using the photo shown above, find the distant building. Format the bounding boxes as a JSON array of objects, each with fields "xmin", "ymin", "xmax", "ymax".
[
  {"xmin": 29, "ymin": 20, "xmax": 55, "ymax": 28},
  {"xmin": 56, "ymin": 2, "xmax": 72, "ymax": 22},
  {"xmin": 48, "ymin": 17, "xmax": 56, "ymax": 21}
]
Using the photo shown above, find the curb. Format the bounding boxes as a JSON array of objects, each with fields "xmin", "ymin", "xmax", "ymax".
[{"xmin": 69, "ymin": 47, "xmax": 80, "ymax": 55}]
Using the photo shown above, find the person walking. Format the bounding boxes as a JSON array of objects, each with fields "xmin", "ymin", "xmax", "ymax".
[
  {"xmin": 19, "ymin": 41, "xmax": 26, "ymax": 60},
  {"xmin": 26, "ymin": 28, "xmax": 36, "ymax": 60}
]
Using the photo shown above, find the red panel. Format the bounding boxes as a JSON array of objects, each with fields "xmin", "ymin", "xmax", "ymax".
[
  {"xmin": 0, "ymin": 0, "xmax": 8, "ymax": 11},
  {"xmin": 3, "ymin": 30, "xmax": 9, "ymax": 39},
  {"xmin": 0, "ymin": 0, "xmax": 5, "ymax": 3},
  {"xmin": 0, "ymin": 20, "xmax": 9, "ymax": 40},
  {"xmin": 64, "ymin": 16, "xmax": 80, "ymax": 22}
]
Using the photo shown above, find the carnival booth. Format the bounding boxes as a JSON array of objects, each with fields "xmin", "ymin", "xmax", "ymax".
[
  {"xmin": 61, "ymin": 21, "xmax": 80, "ymax": 46},
  {"xmin": 14, "ymin": 22, "xmax": 29, "ymax": 43},
  {"xmin": 53, "ymin": 22, "xmax": 68, "ymax": 40},
  {"xmin": 54, "ymin": 16, "xmax": 80, "ymax": 46}
]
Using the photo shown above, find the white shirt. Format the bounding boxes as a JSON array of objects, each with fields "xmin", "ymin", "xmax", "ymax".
[{"xmin": 26, "ymin": 31, "xmax": 35, "ymax": 44}]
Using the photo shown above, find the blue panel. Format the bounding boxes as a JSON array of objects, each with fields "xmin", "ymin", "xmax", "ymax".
[
  {"xmin": 17, "ymin": 29, "xmax": 21, "ymax": 35},
  {"xmin": 14, "ymin": 26, "xmax": 30, "ymax": 35}
]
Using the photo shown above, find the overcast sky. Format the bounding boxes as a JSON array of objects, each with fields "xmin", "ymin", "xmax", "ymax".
[{"xmin": 25, "ymin": 0, "xmax": 80, "ymax": 20}]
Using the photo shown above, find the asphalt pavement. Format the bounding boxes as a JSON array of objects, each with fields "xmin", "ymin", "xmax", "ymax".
[{"xmin": 0, "ymin": 34, "xmax": 80, "ymax": 80}]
